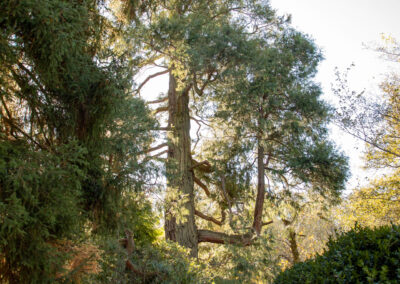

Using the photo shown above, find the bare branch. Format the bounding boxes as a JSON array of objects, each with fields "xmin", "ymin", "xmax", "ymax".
[
  {"xmin": 154, "ymin": 106, "xmax": 169, "ymax": 114},
  {"xmin": 136, "ymin": 69, "xmax": 169, "ymax": 94},
  {"xmin": 149, "ymin": 150, "xmax": 168, "ymax": 158},
  {"xmin": 198, "ymin": 229, "xmax": 253, "ymax": 245},
  {"xmin": 195, "ymin": 210, "xmax": 224, "ymax": 226},
  {"xmin": 262, "ymin": 221, "xmax": 273, "ymax": 226},
  {"xmin": 194, "ymin": 176, "xmax": 211, "ymax": 197},
  {"xmin": 190, "ymin": 116, "xmax": 201, "ymax": 152},
  {"xmin": 143, "ymin": 143, "xmax": 168, "ymax": 154},
  {"xmin": 147, "ymin": 97, "xmax": 168, "ymax": 105},
  {"xmin": 191, "ymin": 159, "xmax": 213, "ymax": 173}
]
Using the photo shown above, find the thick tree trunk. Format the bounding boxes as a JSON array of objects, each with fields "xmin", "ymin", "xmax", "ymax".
[
  {"xmin": 165, "ymin": 72, "xmax": 198, "ymax": 257},
  {"xmin": 165, "ymin": 72, "xmax": 178, "ymax": 242}
]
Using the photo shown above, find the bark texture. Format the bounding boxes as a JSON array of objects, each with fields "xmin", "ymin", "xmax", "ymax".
[
  {"xmin": 165, "ymin": 72, "xmax": 198, "ymax": 257},
  {"xmin": 253, "ymin": 143, "xmax": 265, "ymax": 235}
]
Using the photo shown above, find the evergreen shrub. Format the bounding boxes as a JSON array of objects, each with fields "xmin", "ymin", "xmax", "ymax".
[{"xmin": 274, "ymin": 225, "xmax": 400, "ymax": 283}]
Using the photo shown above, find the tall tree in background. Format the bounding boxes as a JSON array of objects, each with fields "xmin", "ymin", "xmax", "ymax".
[{"xmin": 334, "ymin": 36, "xmax": 400, "ymax": 228}]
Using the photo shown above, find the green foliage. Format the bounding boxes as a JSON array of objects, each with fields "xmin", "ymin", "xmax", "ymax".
[
  {"xmin": 0, "ymin": 0, "xmax": 156, "ymax": 281},
  {"xmin": 206, "ymin": 26, "xmax": 348, "ymax": 206},
  {"xmin": 274, "ymin": 225, "xmax": 400, "ymax": 284},
  {"xmin": 96, "ymin": 240, "xmax": 207, "ymax": 284},
  {"xmin": 0, "ymin": 140, "xmax": 86, "ymax": 283},
  {"xmin": 203, "ymin": 235, "xmax": 278, "ymax": 283}
]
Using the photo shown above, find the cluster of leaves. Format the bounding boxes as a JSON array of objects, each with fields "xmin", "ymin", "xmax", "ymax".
[{"xmin": 274, "ymin": 224, "xmax": 400, "ymax": 283}]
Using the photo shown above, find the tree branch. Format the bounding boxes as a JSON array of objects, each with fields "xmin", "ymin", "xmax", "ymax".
[
  {"xmin": 194, "ymin": 176, "xmax": 211, "ymax": 197},
  {"xmin": 1, "ymin": 115, "xmax": 48, "ymax": 150},
  {"xmin": 154, "ymin": 106, "xmax": 169, "ymax": 114},
  {"xmin": 149, "ymin": 150, "xmax": 168, "ymax": 158},
  {"xmin": 198, "ymin": 229, "xmax": 253, "ymax": 245},
  {"xmin": 143, "ymin": 143, "xmax": 168, "ymax": 154},
  {"xmin": 262, "ymin": 221, "xmax": 273, "ymax": 226},
  {"xmin": 191, "ymin": 159, "xmax": 213, "ymax": 173},
  {"xmin": 136, "ymin": 69, "xmax": 169, "ymax": 94},
  {"xmin": 195, "ymin": 210, "xmax": 224, "ymax": 226},
  {"xmin": 147, "ymin": 97, "xmax": 168, "ymax": 104},
  {"xmin": 121, "ymin": 230, "xmax": 161, "ymax": 279}
]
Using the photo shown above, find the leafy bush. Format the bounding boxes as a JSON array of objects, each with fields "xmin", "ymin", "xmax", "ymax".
[
  {"xmin": 96, "ymin": 239, "xmax": 208, "ymax": 284},
  {"xmin": 0, "ymin": 140, "xmax": 87, "ymax": 283},
  {"xmin": 274, "ymin": 224, "xmax": 400, "ymax": 283}
]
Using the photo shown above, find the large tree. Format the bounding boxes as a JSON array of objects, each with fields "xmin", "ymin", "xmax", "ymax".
[
  {"xmin": 116, "ymin": 0, "xmax": 287, "ymax": 257},
  {"xmin": 0, "ymin": 0, "xmax": 154, "ymax": 281},
  {"xmin": 334, "ymin": 37, "xmax": 400, "ymax": 228},
  {"xmin": 198, "ymin": 29, "xmax": 347, "ymax": 245},
  {"xmin": 114, "ymin": 0, "xmax": 347, "ymax": 258}
]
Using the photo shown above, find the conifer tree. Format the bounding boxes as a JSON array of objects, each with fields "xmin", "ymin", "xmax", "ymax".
[
  {"xmin": 118, "ymin": 0, "xmax": 348, "ymax": 257},
  {"xmin": 0, "ymin": 0, "xmax": 154, "ymax": 281}
]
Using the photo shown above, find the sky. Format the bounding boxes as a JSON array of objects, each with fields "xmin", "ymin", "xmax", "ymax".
[{"xmin": 269, "ymin": 0, "xmax": 400, "ymax": 188}]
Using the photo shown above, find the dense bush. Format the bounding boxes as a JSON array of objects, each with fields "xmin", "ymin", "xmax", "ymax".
[
  {"xmin": 274, "ymin": 224, "xmax": 400, "ymax": 283},
  {"xmin": 96, "ymin": 239, "xmax": 207, "ymax": 284},
  {"xmin": 0, "ymin": 140, "xmax": 86, "ymax": 283}
]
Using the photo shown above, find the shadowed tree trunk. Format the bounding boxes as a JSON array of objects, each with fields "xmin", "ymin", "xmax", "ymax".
[
  {"xmin": 253, "ymin": 137, "xmax": 266, "ymax": 235},
  {"xmin": 288, "ymin": 229, "xmax": 300, "ymax": 264},
  {"xmin": 164, "ymin": 78, "xmax": 274, "ymax": 256},
  {"xmin": 165, "ymin": 72, "xmax": 198, "ymax": 257}
]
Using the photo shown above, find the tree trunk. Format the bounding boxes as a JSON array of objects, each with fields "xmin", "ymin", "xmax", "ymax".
[
  {"xmin": 165, "ymin": 72, "xmax": 177, "ymax": 242},
  {"xmin": 288, "ymin": 229, "xmax": 300, "ymax": 264},
  {"xmin": 253, "ymin": 142, "xmax": 265, "ymax": 235},
  {"xmin": 165, "ymin": 72, "xmax": 198, "ymax": 257}
]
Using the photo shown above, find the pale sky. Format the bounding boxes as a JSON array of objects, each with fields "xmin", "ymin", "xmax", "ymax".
[{"xmin": 269, "ymin": 0, "xmax": 400, "ymax": 188}]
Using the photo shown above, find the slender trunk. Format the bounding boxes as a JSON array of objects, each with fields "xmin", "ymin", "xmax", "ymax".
[
  {"xmin": 165, "ymin": 72, "xmax": 198, "ymax": 257},
  {"xmin": 252, "ymin": 142, "xmax": 265, "ymax": 235},
  {"xmin": 288, "ymin": 230, "xmax": 300, "ymax": 264},
  {"xmin": 253, "ymin": 109, "xmax": 266, "ymax": 235}
]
